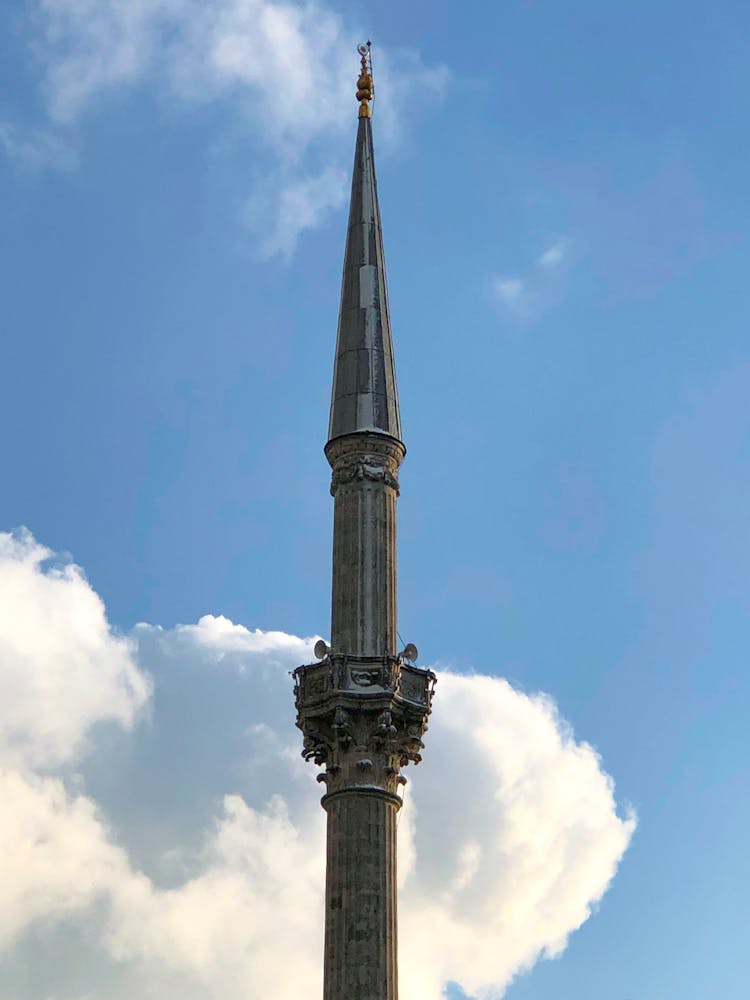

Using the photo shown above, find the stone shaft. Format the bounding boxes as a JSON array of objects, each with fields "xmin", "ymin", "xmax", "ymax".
[
  {"xmin": 326, "ymin": 433, "xmax": 405, "ymax": 657},
  {"xmin": 323, "ymin": 788, "xmax": 399, "ymax": 1000}
]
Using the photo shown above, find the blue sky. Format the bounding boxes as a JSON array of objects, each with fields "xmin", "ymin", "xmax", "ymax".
[{"xmin": 1, "ymin": 1, "xmax": 748, "ymax": 998}]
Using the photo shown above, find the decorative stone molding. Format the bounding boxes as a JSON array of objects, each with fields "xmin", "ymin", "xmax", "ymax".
[
  {"xmin": 293, "ymin": 655, "xmax": 436, "ymax": 798},
  {"xmin": 330, "ymin": 456, "xmax": 401, "ymax": 494},
  {"xmin": 325, "ymin": 433, "xmax": 405, "ymax": 497}
]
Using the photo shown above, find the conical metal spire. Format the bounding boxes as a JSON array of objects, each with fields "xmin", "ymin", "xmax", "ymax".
[{"xmin": 328, "ymin": 47, "xmax": 402, "ymax": 445}]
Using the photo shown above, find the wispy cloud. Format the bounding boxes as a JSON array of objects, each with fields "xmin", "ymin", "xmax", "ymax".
[
  {"xmin": 491, "ymin": 275, "xmax": 538, "ymax": 321},
  {"xmin": 0, "ymin": 122, "xmax": 77, "ymax": 172},
  {"xmin": 491, "ymin": 236, "xmax": 574, "ymax": 321},
  {"xmin": 245, "ymin": 164, "xmax": 348, "ymax": 260},
  {"xmin": 7, "ymin": 0, "xmax": 447, "ymax": 257},
  {"xmin": 538, "ymin": 238, "xmax": 569, "ymax": 269},
  {"xmin": 0, "ymin": 528, "xmax": 634, "ymax": 999},
  {"xmin": 492, "ymin": 276, "xmax": 526, "ymax": 307}
]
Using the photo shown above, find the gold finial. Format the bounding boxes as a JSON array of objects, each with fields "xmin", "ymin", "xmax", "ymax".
[{"xmin": 356, "ymin": 41, "xmax": 373, "ymax": 118}]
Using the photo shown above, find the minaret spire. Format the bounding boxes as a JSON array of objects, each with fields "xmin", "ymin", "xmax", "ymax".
[
  {"xmin": 294, "ymin": 46, "xmax": 435, "ymax": 1000},
  {"xmin": 328, "ymin": 41, "xmax": 401, "ymax": 445}
]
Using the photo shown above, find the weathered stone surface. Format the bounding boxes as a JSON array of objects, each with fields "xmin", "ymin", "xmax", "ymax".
[
  {"xmin": 294, "ymin": 658, "xmax": 435, "ymax": 787},
  {"xmin": 323, "ymin": 790, "xmax": 398, "ymax": 999},
  {"xmin": 326, "ymin": 433, "xmax": 405, "ymax": 659}
]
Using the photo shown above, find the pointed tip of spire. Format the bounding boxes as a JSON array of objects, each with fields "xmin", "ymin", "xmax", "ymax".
[
  {"xmin": 328, "ymin": 59, "xmax": 402, "ymax": 448},
  {"xmin": 356, "ymin": 41, "xmax": 374, "ymax": 119}
]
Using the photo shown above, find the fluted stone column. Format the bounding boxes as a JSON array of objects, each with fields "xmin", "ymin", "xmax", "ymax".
[
  {"xmin": 323, "ymin": 785, "xmax": 400, "ymax": 998},
  {"xmin": 327, "ymin": 434, "xmax": 405, "ymax": 658}
]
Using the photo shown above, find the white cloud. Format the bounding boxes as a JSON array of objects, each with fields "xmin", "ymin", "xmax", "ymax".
[
  {"xmin": 245, "ymin": 164, "xmax": 348, "ymax": 259},
  {"xmin": 0, "ymin": 769, "xmax": 131, "ymax": 951},
  {"xmin": 491, "ymin": 275, "xmax": 535, "ymax": 320},
  {"xmin": 0, "ymin": 530, "xmax": 634, "ymax": 998},
  {"xmin": 538, "ymin": 239, "xmax": 569, "ymax": 269},
  {"xmin": 15, "ymin": 0, "xmax": 447, "ymax": 256},
  {"xmin": 33, "ymin": 0, "xmax": 171, "ymax": 123},
  {"xmin": 400, "ymin": 673, "xmax": 635, "ymax": 998},
  {"xmin": 105, "ymin": 793, "xmax": 325, "ymax": 995},
  {"xmin": 492, "ymin": 237, "xmax": 573, "ymax": 321},
  {"xmin": 493, "ymin": 276, "xmax": 525, "ymax": 306},
  {"xmin": 0, "ymin": 529, "xmax": 150, "ymax": 768}
]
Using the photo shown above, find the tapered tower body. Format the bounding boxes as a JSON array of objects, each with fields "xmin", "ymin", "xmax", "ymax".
[{"xmin": 293, "ymin": 46, "xmax": 436, "ymax": 1000}]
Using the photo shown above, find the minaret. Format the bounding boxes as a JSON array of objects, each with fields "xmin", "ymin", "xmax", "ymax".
[{"xmin": 293, "ymin": 44, "xmax": 436, "ymax": 1000}]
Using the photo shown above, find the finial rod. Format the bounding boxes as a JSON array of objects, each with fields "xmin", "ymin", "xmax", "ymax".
[{"xmin": 356, "ymin": 41, "xmax": 374, "ymax": 118}]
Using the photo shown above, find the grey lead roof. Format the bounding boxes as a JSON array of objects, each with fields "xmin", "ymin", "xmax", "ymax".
[{"xmin": 328, "ymin": 115, "xmax": 402, "ymax": 445}]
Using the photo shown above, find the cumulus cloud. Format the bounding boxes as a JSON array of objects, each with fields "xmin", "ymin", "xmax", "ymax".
[
  {"xmin": 105, "ymin": 793, "xmax": 325, "ymax": 995},
  {"xmin": 10, "ymin": 0, "xmax": 447, "ymax": 255},
  {"xmin": 0, "ymin": 529, "xmax": 150, "ymax": 768},
  {"xmin": 0, "ymin": 768, "xmax": 131, "ymax": 951},
  {"xmin": 0, "ymin": 529, "xmax": 634, "ymax": 998},
  {"xmin": 401, "ymin": 673, "xmax": 634, "ymax": 998}
]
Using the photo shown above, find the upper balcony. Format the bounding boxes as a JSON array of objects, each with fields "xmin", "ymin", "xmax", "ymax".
[{"xmin": 293, "ymin": 654, "xmax": 435, "ymax": 716}]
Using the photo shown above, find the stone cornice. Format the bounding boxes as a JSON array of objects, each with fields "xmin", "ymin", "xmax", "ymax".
[{"xmin": 325, "ymin": 434, "xmax": 405, "ymax": 497}]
